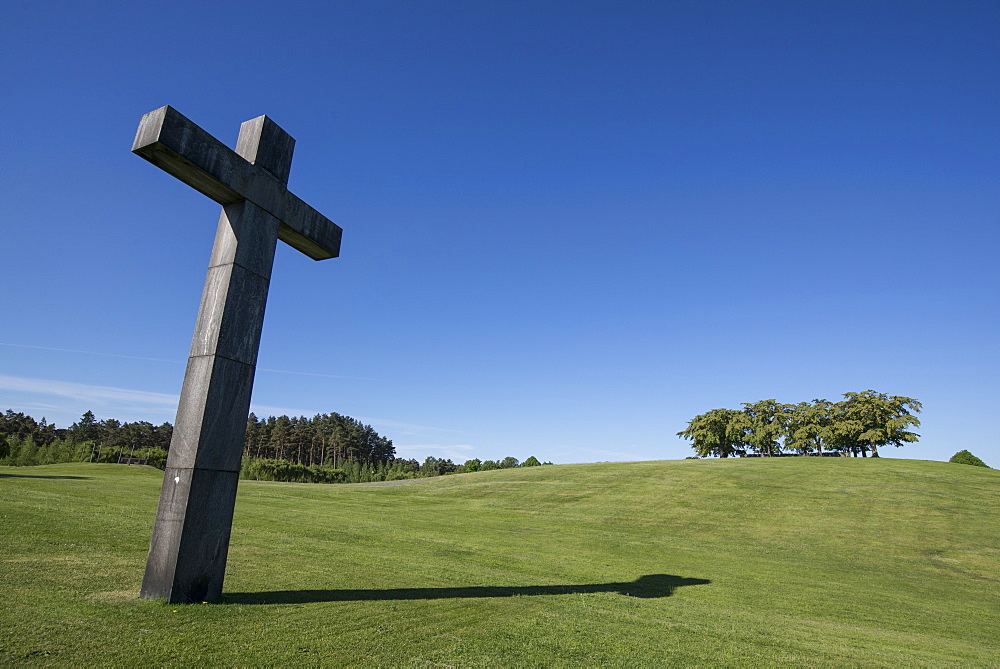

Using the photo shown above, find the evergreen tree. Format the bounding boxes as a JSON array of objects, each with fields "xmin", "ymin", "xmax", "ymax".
[
  {"xmin": 244, "ymin": 413, "xmax": 263, "ymax": 458},
  {"xmin": 70, "ymin": 411, "xmax": 100, "ymax": 444}
]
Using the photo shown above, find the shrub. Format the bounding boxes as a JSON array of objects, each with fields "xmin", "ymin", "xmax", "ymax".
[
  {"xmin": 132, "ymin": 448, "xmax": 168, "ymax": 469},
  {"xmin": 240, "ymin": 457, "xmax": 406, "ymax": 483},
  {"xmin": 241, "ymin": 458, "xmax": 314, "ymax": 482},
  {"xmin": 383, "ymin": 467, "xmax": 414, "ymax": 481},
  {"xmin": 949, "ymin": 450, "xmax": 990, "ymax": 468},
  {"xmin": 308, "ymin": 465, "xmax": 348, "ymax": 484}
]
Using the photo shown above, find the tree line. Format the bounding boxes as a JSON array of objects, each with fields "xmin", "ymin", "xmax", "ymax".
[
  {"xmin": 0, "ymin": 408, "xmax": 550, "ymax": 482},
  {"xmin": 0, "ymin": 409, "xmax": 173, "ymax": 467},
  {"xmin": 677, "ymin": 390, "xmax": 921, "ymax": 458}
]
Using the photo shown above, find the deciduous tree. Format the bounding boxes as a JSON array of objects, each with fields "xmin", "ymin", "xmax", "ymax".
[
  {"xmin": 677, "ymin": 408, "xmax": 749, "ymax": 458},
  {"xmin": 742, "ymin": 399, "xmax": 791, "ymax": 456},
  {"xmin": 834, "ymin": 390, "xmax": 921, "ymax": 458},
  {"xmin": 785, "ymin": 399, "xmax": 834, "ymax": 455}
]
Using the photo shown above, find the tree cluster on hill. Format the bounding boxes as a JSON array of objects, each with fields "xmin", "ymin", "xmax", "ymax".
[
  {"xmin": 459, "ymin": 455, "xmax": 549, "ymax": 472},
  {"xmin": 1, "ymin": 408, "xmax": 551, "ymax": 483},
  {"xmin": 678, "ymin": 390, "xmax": 921, "ymax": 458}
]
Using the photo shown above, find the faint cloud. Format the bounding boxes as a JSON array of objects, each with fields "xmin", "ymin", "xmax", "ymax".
[
  {"xmin": 394, "ymin": 443, "xmax": 477, "ymax": 461},
  {"xmin": 257, "ymin": 368, "xmax": 380, "ymax": 382},
  {"xmin": 0, "ymin": 341, "xmax": 176, "ymax": 364},
  {"xmin": 249, "ymin": 403, "xmax": 323, "ymax": 418},
  {"xmin": 355, "ymin": 416, "xmax": 466, "ymax": 437},
  {"xmin": 0, "ymin": 341, "xmax": 378, "ymax": 382},
  {"xmin": 0, "ymin": 374, "xmax": 178, "ymax": 424},
  {"xmin": 0, "ymin": 374, "xmax": 177, "ymax": 406}
]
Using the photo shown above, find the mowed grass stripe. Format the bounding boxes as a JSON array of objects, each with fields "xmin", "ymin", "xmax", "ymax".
[{"xmin": 1, "ymin": 458, "xmax": 998, "ymax": 665}]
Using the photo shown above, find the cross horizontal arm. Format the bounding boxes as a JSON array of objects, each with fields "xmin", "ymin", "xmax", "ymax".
[{"xmin": 133, "ymin": 106, "xmax": 341, "ymax": 260}]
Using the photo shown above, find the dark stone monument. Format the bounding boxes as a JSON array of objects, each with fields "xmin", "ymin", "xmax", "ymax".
[{"xmin": 132, "ymin": 106, "xmax": 342, "ymax": 603}]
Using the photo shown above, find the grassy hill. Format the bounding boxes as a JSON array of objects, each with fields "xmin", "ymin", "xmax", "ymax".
[{"xmin": 1, "ymin": 458, "xmax": 997, "ymax": 665}]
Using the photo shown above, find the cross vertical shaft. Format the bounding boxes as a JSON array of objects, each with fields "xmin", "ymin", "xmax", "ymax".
[{"xmin": 140, "ymin": 117, "xmax": 294, "ymax": 603}]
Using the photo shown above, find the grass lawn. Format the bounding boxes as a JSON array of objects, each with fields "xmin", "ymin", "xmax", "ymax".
[{"xmin": 1, "ymin": 458, "xmax": 998, "ymax": 665}]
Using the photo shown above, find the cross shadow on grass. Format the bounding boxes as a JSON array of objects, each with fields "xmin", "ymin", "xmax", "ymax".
[
  {"xmin": 0, "ymin": 472, "xmax": 91, "ymax": 479},
  {"xmin": 221, "ymin": 574, "xmax": 710, "ymax": 605}
]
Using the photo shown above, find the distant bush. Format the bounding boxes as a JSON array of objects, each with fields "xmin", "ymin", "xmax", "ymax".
[
  {"xmin": 948, "ymin": 450, "xmax": 990, "ymax": 468},
  {"xmin": 1, "ymin": 436, "xmax": 78, "ymax": 467},
  {"xmin": 522, "ymin": 456, "xmax": 541, "ymax": 467},
  {"xmin": 242, "ymin": 458, "xmax": 315, "ymax": 482},
  {"xmin": 239, "ymin": 457, "xmax": 418, "ymax": 483},
  {"xmin": 240, "ymin": 458, "xmax": 351, "ymax": 483},
  {"xmin": 133, "ymin": 448, "xmax": 168, "ymax": 469}
]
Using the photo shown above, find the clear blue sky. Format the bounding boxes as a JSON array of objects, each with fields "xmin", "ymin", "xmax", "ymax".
[{"xmin": 2, "ymin": 1, "xmax": 997, "ymax": 466}]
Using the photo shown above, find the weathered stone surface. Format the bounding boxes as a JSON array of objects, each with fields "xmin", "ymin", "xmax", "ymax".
[
  {"xmin": 236, "ymin": 115, "xmax": 295, "ymax": 185},
  {"xmin": 165, "ymin": 355, "xmax": 256, "ymax": 472},
  {"xmin": 132, "ymin": 106, "xmax": 341, "ymax": 260},
  {"xmin": 189, "ymin": 259, "xmax": 272, "ymax": 363},
  {"xmin": 140, "ymin": 467, "xmax": 240, "ymax": 603},
  {"xmin": 137, "ymin": 107, "xmax": 341, "ymax": 603},
  {"xmin": 208, "ymin": 201, "xmax": 281, "ymax": 280}
]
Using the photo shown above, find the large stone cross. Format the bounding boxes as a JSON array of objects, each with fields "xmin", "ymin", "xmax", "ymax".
[{"xmin": 132, "ymin": 106, "xmax": 342, "ymax": 603}]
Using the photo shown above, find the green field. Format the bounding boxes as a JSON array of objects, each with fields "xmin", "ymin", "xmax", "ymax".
[{"xmin": 2, "ymin": 458, "xmax": 998, "ymax": 666}]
